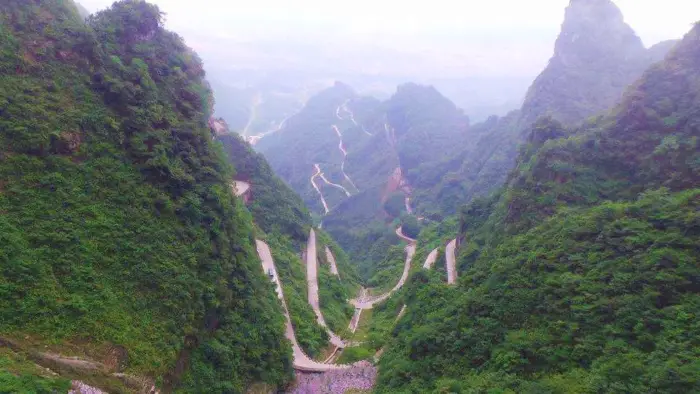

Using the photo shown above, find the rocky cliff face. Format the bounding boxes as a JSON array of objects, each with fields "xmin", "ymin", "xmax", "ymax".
[{"xmin": 521, "ymin": 0, "xmax": 650, "ymax": 125}]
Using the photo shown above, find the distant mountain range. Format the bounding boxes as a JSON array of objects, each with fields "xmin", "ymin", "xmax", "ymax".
[{"xmin": 252, "ymin": 0, "xmax": 679, "ymax": 279}]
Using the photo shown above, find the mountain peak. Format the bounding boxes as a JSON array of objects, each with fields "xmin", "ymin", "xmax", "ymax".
[
  {"xmin": 519, "ymin": 0, "xmax": 652, "ymax": 126},
  {"xmin": 556, "ymin": 0, "xmax": 644, "ymax": 61}
]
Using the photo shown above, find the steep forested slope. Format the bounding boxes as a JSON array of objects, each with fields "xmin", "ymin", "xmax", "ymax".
[
  {"xmin": 257, "ymin": 82, "xmax": 362, "ymax": 214},
  {"xmin": 376, "ymin": 22, "xmax": 700, "ymax": 393},
  {"xmin": 425, "ymin": 0, "xmax": 677, "ymax": 219},
  {"xmin": 0, "ymin": 1, "xmax": 292, "ymax": 391},
  {"xmin": 322, "ymin": 84, "xmax": 468, "ymax": 278},
  {"xmin": 218, "ymin": 129, "xmax": 361, "ymax": 355}
]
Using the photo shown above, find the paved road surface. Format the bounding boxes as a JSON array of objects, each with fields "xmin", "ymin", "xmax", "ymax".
[
  {"xmin": 446, "ymin": 239, "xmax": 457, "ymax": 285},
  {"xmin": 246, "ymin": 115, "xmax": 290, "ymax": 146},
  {"xmin": 395, "ymin": 226, "xmax": 417, "ymax": 244},
  {"xmin": 317, "ymin": 163, "xmax": 351, "ymax": 196},
  {"xmin": 232, "ymin": 181, "xmax": 250, "ymax": 197},
  {"xmin": 331, "ymin": 125, "xmax": 359, "ymax": 192},
  {"xmin": 306, "ymin": 229, "xmax": 346, "ymax": 348},
  {"xmin": 351, "ymin": 243, "xmax": 416, "ymax": 309},
  {"xmin": 423, "ymin": 248, "xmax": 439, "ymax": 269},
  {"xmin": 310, "ymin": 165, "xmax": 330, "ymax": 214},
  {"xmin": 325, "ymin": 246, "xmax": 340, "ymax": 276},
  {"xmin": 256, "ymin": 240, "xmax": 347, "ymax": 371}
]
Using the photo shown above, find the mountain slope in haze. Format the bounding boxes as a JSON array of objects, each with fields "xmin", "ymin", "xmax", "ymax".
[
  {"xmin": 74, "ymin": 1, "xmax": 90, "ymax": 19},
  {"xmin": 0, "ymin": 1, "xmax": 292, "ymax": 391},
  {"xmin": 256, "ymin": 81, "xmax": 365, "ymax": 214},
  {"xmin": 376, "ymin": 22, "xmax": 700, "ymax": 393},
  {"xmin": 520, "ymin": 0, "xmax": 671, "ymax": 125},
  {"xmin": 320, "ymin": 84, "xmax": 469, "ymax": 277},
  {"xmin": 212, "ymin": 81, "xmax": 305, "ymax": 138},
  {"xmin": 425, "ymin": 0, "xmax": 678, "ymax": 218},
  {"xmin": 257, "ymin": 81, "xmax": 469, "ymax": 279}
]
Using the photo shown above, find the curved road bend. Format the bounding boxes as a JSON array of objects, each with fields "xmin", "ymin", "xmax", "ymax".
[
  {"xmin": 256, "ymin": 240, "xmax": 347, "ymax": 371},
  {"xmin": 340, "ymin": 101, "xmax": 373, "ymax": 137},
  {"xmin": 239, "ymin": 181, "xmax": 347, "ymax": 370},
  {"xmin": 232, "ymin": 181, "xmax": 251, "ymax": 197},
  {"xmin": 423, "ymin": 248, "xmax": 439, "ymax": 270},
  {"xmin": 310, "ymin": 165, "xmax": 330, "ymax": 214},
  {"xmin": 317, "ymin": 164, "xmax": 351, "ymax": 197},
  {"xmin": 395, "ymin": 226, "xmax": 417, "ymax": 244},
  {"xmin": 246, "ymin": 115, "xmax": 291, "ymax": 146},
  {"xmin": 351, "ymin": 242, "xmax": 416, "ymax": 310},
  {"xmin": 306, "ymin": 229, "xmax": 346, "ymax": 348},
  {"xmin": 446, "ymin": 239, "xmax": 457, "ymax": 285}
]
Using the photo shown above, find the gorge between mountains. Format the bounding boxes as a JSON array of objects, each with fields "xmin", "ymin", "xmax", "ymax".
[{"xmin": 1, "ymin": 0, "xmax": 699, "ymax": 393}]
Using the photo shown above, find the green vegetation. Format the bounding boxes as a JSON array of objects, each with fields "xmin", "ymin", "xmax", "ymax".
[
  {"xmin": 367, "ymin": 246, "xmax": 405, "ymax": 292},
  {"xmin": 399, "ymin": 215, "xmax": 421, "ymax": 239},
  {"xmin": 219, "ymin": 131, "xmax": 311, "ymax": 241},
  {"xmin": 0, "ymin": 349, "xmax": 71, "ymax": 394},
  {"xmin": 0, "ymin": 1, "xmax": 292, "ymax": 391},
  {"xmin": 316, "ymin": 231, "xmax": 360, "ymax": 335},
  {"xmin": 375, "ymin": 23, "xmax": 700, "ymax": 393},
  {"xmin": 378, "ymin": 190, "xmax": 700, "ymax": 393},
  {"xmin": 383, "ymin": 192, "xmax": 406, "ymax": 217},
  {"xmin": 265, "ymin": 234, "xmax": 329, "ymax": 358},
  {"xmin": 218, "ymin": 129, "xmax": 361, "ymax": 351}
]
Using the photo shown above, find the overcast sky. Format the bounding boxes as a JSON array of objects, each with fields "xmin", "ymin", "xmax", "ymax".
[{"xmin": 79, "ymin": 0, "xmax": 700, "ymax": 79}]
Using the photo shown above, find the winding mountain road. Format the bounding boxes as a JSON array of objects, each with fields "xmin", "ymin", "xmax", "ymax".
[
  {"xmin": 395, "ymin": 226, "xmax": 417, "ymax": 244},
  {"xmin": 331, "ymin": 125, "xmax": 359, "ymax": 192},
  {"xmin": 256, "ymin": 240, "xmax": 347, "ymax": 372},
  {"xmin": 236, "ymin": 177, "xmax": 354, "ymax": 372},
  {"xmin": 446, "ymin": 239, "xmax": 457, "ymax": 285},
  {"xmin": 339, "ymin": 100, "xmax": 372, "ymax": 136},
  {"xmin": 242, "ymin": 94, "xmax": 262, "ymax": 137},
  {"xmin": 317, "ymin": 163, "xmax": 352, "ymax": 197},
  {"xmin": 423, "ymin": 248, "xmax": 439, "ymax": 270},
  {"xmin": 351, "ymin": 237, "xmax": 416, "ymax": 310},
  {"xmin": 246, "ymin": 115, "xmax": 290, "ymax": 146},
  {"xmin": 306, "ymin": 229, "xmax": 346, "ymax": 348},
  {"xmin": 310, "ymin": 165, "xmax": 330, "ymax": 214}
]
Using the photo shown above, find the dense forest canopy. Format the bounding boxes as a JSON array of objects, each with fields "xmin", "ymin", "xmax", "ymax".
[
  {"xmin": 0, "ymin": 0, "xmax": 293, "ymax": 391},
  {"xmin": 1, "ymin": 0, "xmax": 699, "ymax": 393},
  {"xmin": 375, "ymin": 22, "xmax": 700, "ymax": 393}
]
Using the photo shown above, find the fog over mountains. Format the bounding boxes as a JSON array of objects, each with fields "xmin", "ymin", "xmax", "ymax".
[{"xmin": 78, "ymin": 0, "xmax": 699, "ymax": 122}]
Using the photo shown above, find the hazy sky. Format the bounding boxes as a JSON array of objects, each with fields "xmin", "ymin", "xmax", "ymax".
[{"xmin": 79, "ymin": 0, "xmax": 700, "ymax": 79}]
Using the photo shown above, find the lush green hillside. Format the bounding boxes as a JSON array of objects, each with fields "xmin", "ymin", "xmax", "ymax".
[
  {"xmin": 421, "ymin": 0, "xmax": 677, "ymax": 222},
  {"xmin": 219, "ymin": 131, "xmax": 312, "ymax": 241},
  {"xmin": 375, "ymin": 22, "xmax": 700, "ymax": 393},
  {"xmin": 218, "ymin": 130, "xmax": 360, "ymax": 353},
  {"xmin": 0, "ymin": 1, "xmax": 292, "ymax": 391}
]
